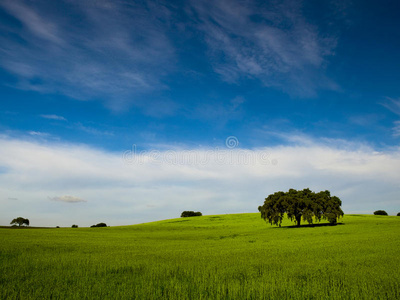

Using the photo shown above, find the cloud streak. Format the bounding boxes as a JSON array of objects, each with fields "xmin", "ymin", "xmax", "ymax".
[
  {"xmin": 28, "ymin": 131, "xmax": 51, "ymax": 137},
  {"xmin": 382, "ymin": 98, "xmax": 400, "ymax": 138},
  {"xmin": 191, "ymin": 0, "xmax": 339, "ymax": 97},
  {"xmin": 49, "ymin": 196, "xmax": 87, "ymax": 203},
  {"xmin": 393, "ymin": 121, "xmax": 400, "ymax": 137},
  {"xmin": 40, "ymin": 114, "xmax": 67, "ymax": 121},
  {"xmin": 383, "ymin": 98, "xmax": 400, "ymax": 116}
]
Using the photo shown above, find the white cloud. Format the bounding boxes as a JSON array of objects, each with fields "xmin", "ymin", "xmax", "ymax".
[
  {"xmin": 0, "ymin": 135, "xmax": 399, "ymax": 226},
  {"xmin": 40, "ymin": 114, "xmax": 67, "ymax": 121},
  {"xmin": 49, "ymin": 196, "xmax": 86, "ymax": 203},
  {"xmin": 28, "ymin": 131, "xmax": 50, "ymax": 137}
]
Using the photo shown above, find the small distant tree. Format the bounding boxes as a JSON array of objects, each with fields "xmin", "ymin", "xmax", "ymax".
[
  {"xmin": 374, "ymin": 210, "xmax": 388, "ymax": 216},
  {"xmin": 258, "ymin": 188, "xmax": 344, "ymax": 227},
  {"xmin": 71, "ymin": 224, "xmax": 78, "ymax": 228},
  {"xmin": 10, "ymin": 217, "xmax": 30, "ymax": 227},
  {"xmin": 397, "ymin": 212, "xmax": 400, "ymax": 216},
  {"xmin": 181, "ymin": 211, "xmax": 202, "ymax": 217},
  {"xmin": 91, "ymin": 223, "xmax": 107, "ymax": 227}
]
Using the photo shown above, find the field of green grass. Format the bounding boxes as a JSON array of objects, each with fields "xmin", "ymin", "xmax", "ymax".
[{"xmin": 1, "ymin": 214, "xmax": 399, "ymax": 299}]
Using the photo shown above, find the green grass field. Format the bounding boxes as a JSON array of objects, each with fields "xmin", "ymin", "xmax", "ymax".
[{"xmin": 1, "ymin": 214, "xmax": 399, "ymax": 299}]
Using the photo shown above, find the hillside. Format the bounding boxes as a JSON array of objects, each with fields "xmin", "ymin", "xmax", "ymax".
[{"xmin": 1, "ymin": 213, "xmax": 399, "ymax": 299}]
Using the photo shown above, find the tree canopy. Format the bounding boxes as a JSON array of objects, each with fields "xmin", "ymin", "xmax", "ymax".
[
  {"xmin": 258, "ymin": 188, "xmax": 344, "ymax": 227},
  {"xmin": 374, "ymin": 210, "xmax": 388, "ymax": 216},
  {"xmin": 10, "ymin": 217, "xmax": 30, "ymax": 227},
  {"xmin": 91, "ymin": 223, "xmax": 107, "ymax": 227},
  {"xmin": 181, "ymin": 211, "xmax": 202, "ymax": 217}
]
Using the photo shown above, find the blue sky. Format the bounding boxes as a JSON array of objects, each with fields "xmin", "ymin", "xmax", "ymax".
[{"xmin": 1, "ymin": 0, "xmax": 400, "ymax": 226}]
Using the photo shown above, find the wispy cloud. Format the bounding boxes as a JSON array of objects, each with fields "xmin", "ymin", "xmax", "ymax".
[
  {"xmin": 194, "ymin": 96, "xmax": 246, "ymax": 125},
  {"xmin": 348, "ymin": 114, "xmax": 383, "ymax": 126},
  {"xmin": 49, "ymin": 196, "xmax": 86, "ymax": 203},
  {"xmin": 381, "ymin": 98, "xmax": 400, "ymax": 137},
  {"xmin": 1, "ymin": 1, "xmax": 64, "ymax": 45},
  {"xmin": 0, "ymin": 0, "xmax": 344, "ymax": 111},
  {"xmin": 393, "ymin": 121, "xmax": 400, "ymax": 137},
  {"xmin": 40, "ymin": 114, "xmax": 67, "ymax": 121},
  {"xmin": 28, "ymin": 131, "xmax": 50, "ymax": 137},
  {"xmin": 73, "ymin": 123, "xmax": 114, "ymax": 136},
  {"xmin": 190, "ymin": 0, "xmax": 339, "ymax": 97},
  {"xmin": 383, "ymin": 98, "xmax": 400, "ymax": 116},
  {"xmin": 0, "ymin": 0, "xmax": 175, "ymax": 111}
]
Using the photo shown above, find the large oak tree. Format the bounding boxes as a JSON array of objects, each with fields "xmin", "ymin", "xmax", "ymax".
[
  {"xmin": 10, "ymin": 217, "xmax": 30, "ymax": 227},
  {"xmin": 258, "ymin": 188, "xmax": 344, "ymax": 227}
]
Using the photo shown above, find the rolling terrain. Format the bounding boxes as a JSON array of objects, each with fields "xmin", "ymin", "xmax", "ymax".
[{"xmin": 1, "ymin": 214, "xmax": 399, "ymax": 299}]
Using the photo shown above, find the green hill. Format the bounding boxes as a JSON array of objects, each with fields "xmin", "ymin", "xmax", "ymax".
[{"xmin": 1, "ymin": 213, "xmax": 399, "ymax": 299}]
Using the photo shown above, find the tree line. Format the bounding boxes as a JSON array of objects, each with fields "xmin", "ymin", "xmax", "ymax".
[{"xmin": 7, "ymin": 195, "xmax": 399, "ymax": 229}]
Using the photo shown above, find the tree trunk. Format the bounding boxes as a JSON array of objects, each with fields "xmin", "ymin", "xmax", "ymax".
[{"xmin": 296, "ymin": 215, "xmax": 301, "ymax": 227}]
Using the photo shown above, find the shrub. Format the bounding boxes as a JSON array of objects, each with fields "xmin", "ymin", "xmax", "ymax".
[
  {"xmin": 397, "ymin": 212, "xmax": 400, "ymax": 216},
  {"xmin": 71, "ymin": 224, "xmax": 78, "ymax": 228},
  {"xmin": 181, "ymin": 211, "xmax": 202, "ymax": 217},
  {"xmin": 91, "ymin": 223, "xmax": 107, "ymax": 227},
  {"xmin": 374, "ymin": 210, "xmax": 388, "ymax": 216}
]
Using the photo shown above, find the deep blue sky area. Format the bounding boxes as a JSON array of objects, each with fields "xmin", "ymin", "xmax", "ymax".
[
  {"xmin": 0, "ymin": 0, "xmax": 399, "ymax": 226},
  {"xmin": 0, "ymin": 0, "xmax": 399, "ymax": 150}
]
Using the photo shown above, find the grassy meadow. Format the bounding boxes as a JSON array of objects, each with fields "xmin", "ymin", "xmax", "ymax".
[{"xmin": 1, "ymin": 213, "xmax": 399, "ymax": 299}]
